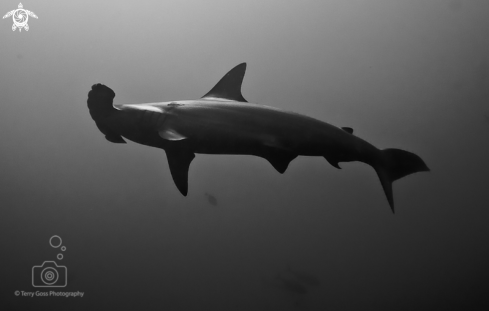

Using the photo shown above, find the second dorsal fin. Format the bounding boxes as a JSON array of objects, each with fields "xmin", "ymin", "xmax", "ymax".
[
  {"xmin": 341, "ymin": 127, "xmax": 353, "ymax": 134},
  {"xmin": 201, "ymin": 63, "xmax": 248, "ymax": 102}
]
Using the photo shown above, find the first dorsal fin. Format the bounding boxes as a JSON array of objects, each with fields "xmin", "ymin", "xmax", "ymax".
[{"xmin": 201, "ymin": 63, "xmax": 248, "ymax": 102}]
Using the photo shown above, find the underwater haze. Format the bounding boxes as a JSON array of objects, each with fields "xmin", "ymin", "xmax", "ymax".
[{"xmin": 1, "ymin": 0, "xmax": 489, "ymax": 310}]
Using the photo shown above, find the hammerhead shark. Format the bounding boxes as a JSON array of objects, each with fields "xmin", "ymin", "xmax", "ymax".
[{"xmin": 87, "ymin": 63, "xmax": 429, "ymax": 213}]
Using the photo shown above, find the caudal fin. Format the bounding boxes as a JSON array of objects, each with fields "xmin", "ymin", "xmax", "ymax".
[{"xmin": 375, "ymin": 148, "xmax": 429, "ymax": 213}]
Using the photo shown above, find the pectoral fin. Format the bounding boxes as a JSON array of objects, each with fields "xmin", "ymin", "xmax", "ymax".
[
  {"xmin": 159, "ymin": 129, "xmax": 187, "ymax": 141},
  {"xmin": 165, "ymin": 148, "xmax": 195, "ymax": 196}
]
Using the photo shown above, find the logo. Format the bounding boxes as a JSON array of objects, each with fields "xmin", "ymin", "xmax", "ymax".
[
  {"xmin": 3, "ymin": 3, "xmax": 37, "ymax": 32},
  {"xmin": 32, "ymin": 261, "xmax": 67, "ymax": 287},
  {"xmin": 32, "ymin": 235, "xmax": 68, "ymax": 287}
]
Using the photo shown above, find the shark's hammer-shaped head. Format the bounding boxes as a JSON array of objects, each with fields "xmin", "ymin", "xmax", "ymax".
[
  {"xmin": 87, "ymin": 83, "xmax": 117, "ymax": 121},
  {"xmin": 87, "ymin": 83, "xmax": 127, "ymax": 144}
]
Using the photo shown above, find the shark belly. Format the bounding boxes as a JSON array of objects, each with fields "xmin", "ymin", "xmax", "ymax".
[
  {"xmin": 160, "ymin": 102, "xmax": 351, "ymax": 157},
  {"xmin": 104, "ymin": 110, "xmax": 168, "ymax": 149}
]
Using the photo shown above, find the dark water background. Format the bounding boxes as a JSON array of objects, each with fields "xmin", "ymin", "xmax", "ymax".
[{"xmin": 1, "ymin": 0, "xmax": 488, "ymax": 310}]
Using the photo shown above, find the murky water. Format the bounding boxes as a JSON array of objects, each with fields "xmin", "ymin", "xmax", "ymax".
[{"xmin": 1, "ymin": 1, "xmax": 488, "ymax": 310}]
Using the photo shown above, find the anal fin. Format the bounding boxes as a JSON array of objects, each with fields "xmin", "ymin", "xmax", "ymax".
[{"xmin": 165, "ymin": 147, "xmax": 195, "ymax": 196}]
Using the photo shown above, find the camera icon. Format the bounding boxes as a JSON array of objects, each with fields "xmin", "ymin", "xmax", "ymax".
[{"xmin": 32, "ymin": 261, "xmax": 67, "ymax": 287}]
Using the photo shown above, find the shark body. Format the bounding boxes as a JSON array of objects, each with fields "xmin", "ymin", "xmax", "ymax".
[{"xmin": 87, "ymin": 63, "xmax": 429, "ymax": 212}]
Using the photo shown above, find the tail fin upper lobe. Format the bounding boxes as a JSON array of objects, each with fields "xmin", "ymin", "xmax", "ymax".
[{"xmin": 375, "ymin": 148, "xmax": 429, "ymax": 213}]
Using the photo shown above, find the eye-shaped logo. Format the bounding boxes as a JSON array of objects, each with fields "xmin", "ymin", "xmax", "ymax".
[{"xmin": 3, "ymin": 3, "xmax": 38, "ymax": 32}]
